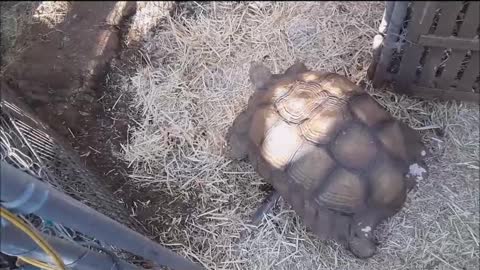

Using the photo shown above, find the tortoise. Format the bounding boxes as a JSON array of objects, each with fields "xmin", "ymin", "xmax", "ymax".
[{"xmin": 226, "ymin": 61, "xmax": 429, "ymax": 258}]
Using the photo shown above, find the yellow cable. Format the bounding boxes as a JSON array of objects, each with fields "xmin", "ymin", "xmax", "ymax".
[
  {"xmin": 18, "ymin": 256, "xmax": 59, "ymax": 270},
  {"xmin": 0, "ymin": 207, "xmax": 66, "ymax": 270}
]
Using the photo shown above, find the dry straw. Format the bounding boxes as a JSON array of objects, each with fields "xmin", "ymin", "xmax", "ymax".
[{"xmin": 117, "ymin": 2, "xmax": 478, "ymax": 269}]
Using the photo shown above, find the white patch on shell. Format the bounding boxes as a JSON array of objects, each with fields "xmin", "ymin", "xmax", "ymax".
[
  {"xmin": 361, "ymin": 226, "xmax": 371, "ymax": 233},
  {"xmin": 364, "ymin": 233, "xmax": 368, "ymax": 237},
  {"xmin": 407, "ymin": 163, "xmax": 427, "ymax": 181},
  {"xmin": 421, "ymin": 150, "xmax": 426, "ymax": 156}
]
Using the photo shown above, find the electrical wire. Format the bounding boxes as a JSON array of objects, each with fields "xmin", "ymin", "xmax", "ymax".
[
  {"xmin": 0, "ymin": 207, "xmax": 66, "ymax": 270},
  {"xmin": 17, "ymin": 256, "xmax": 59, "ymax": 270}
]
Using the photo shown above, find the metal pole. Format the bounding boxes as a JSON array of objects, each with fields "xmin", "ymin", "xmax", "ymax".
[
  {"xmin": 380, "ymin": 1, "xmax": 396, "ymax": 35},
  {"xmin": 372, "ymin": 1, "xmax": 409, "ymax": 87},
  {"xmin": 0, "ymin": 217, "xmax": 140, "ymax": 270},
  {"xmin": 0, "ymin": 161, "xmax": 205, "ymax": 270},
  {"xmin": 368, "ymin": 1, "xmax": 396, "ymax": 80}
]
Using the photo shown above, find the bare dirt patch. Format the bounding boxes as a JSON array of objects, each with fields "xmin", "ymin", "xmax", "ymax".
[
  {"xmin": 0, "ymin": 1, "xmax": 191, "ymax": 240},
  {"xmin": 3, "ymin": 2, "xmax": 129, "ymax": 138}
]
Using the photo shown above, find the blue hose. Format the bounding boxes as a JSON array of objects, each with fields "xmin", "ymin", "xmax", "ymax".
[{"xmin": 0, "ymin": 161, "xmax": 204, "ymax": 270}]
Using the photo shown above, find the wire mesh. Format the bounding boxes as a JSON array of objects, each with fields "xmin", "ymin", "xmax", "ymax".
[
  {"xmin": 0, "ymin": 97, "xmax": 147, "ymax": 265},
  {"xmin": 0, "ymin": 99, "xmax": 141, "ymax": 229}
]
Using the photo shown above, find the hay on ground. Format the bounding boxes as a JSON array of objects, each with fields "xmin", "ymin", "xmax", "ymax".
[{"xmin": 114, "ymin": 2, "xmax": 479, "ymax": 269}]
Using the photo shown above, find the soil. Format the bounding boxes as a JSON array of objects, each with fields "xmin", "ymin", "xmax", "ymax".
[{"xmin": 1, "ymin": 1, "xmax": 193, "ymax": 238}]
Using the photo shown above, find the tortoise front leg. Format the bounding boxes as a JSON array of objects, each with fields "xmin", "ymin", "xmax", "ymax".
[{"xmin": 250, "ymin": 190, "xmax": 281, "ymax": 226}]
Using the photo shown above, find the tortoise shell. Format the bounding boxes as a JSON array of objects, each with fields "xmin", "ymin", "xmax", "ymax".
[{"xmin": 227, "ymin": 62, "xmax": 429, "ymax": 258}]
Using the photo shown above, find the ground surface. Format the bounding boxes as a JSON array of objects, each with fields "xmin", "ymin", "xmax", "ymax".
[
  {"xmin": 1, "ymin": 1, "xmax": 478, "ymax": 270},
  {"xmin": 0, "ymin": 1, "xmax": 179, "ymax": 233}
]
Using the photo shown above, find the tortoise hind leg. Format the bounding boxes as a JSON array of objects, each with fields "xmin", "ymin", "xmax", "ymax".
[
  {"xmin": 226, "ymin": 110, "xmax": 251, "ymax": 160},
  {"xmin": 239, "ymin": 190, "xmax": 280, "ymax": 241},
  {"xmin": 250, "ymin": 190, "xmax": 281, "ymax": 226}
]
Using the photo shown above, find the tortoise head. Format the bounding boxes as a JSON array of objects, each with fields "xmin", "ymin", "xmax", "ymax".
[
  {"xmin": 347, "ymin": 223, "xmax": 377, "ymax": 259},
  {"xmin": 248, "ymin": 61, "xmax": 309, "ymax": 90},
  {"xmin": 344, "ymin": 213, "xmax": 385, "ymax": 259}
]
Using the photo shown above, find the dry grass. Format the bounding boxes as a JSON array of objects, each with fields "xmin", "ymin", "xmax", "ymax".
[
  {"xmin": 125, "ymin": 1, "xmax": 175, "ymax": 45},
  {"xmin": 32, "ymin": 1, "xmax": 71, "ymax": 28},
  {"xmin": 115, "ymin": 2, "xmax": 479, "ymax": 269}
]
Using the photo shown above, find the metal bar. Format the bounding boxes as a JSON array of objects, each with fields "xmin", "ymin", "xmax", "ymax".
[
  {"xmin": 0, "ymin": 161, "xmax": 205, "ymax": 270},
  {"xmin": 418, "ymin": 35, "xmax": 479, "ymax": 51},
  {"xmin": 367, "ymin": 1, "xmax": 396, "ymax": 80},
  {"xmin": 380, "ymin": 1, "xmax": 396, "ymax": 34},
  {"xmin": 12, "ymin": 121, "xmax": 55, "ymax": 146},
  {"xmin": 1, "ymin": 102, "xmax": 42, "ymax": 127},
  {"xmin": 0, "ymin": 218, "xmax": 140, "ymax": 270},
  {"xmin": 372, "ymin": 1, "xmax": 409, "ymax": 87},
  {"xmin": 7, "ymin": 115, "xmax": 62, "ymax": 189}
]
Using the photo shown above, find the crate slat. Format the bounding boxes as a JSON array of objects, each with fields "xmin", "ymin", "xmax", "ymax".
[
  {"xmin": 370, "ymin": 1, "xmax": 479, "ymax": 102},
  {"xmin": 419, "ymin": 35, "xmax": 479, "ymax": 51},
  {"xmin": 411, "ymin": 85, "xmax": 480, "ymax": 102},
  {"xmin": 394, "ymin": 1, "xmax": 438, "ymax": 93},
  {"xmin": 436, "ymin": 1, "xmax": 479, "ymax": 89},
  {"xmin": 457, "ymin": 51, "xmax": 479, "ymax": 92},
  {"xmin": 418, "ymin": 2, "xmax": 464, "ymax": 88}
]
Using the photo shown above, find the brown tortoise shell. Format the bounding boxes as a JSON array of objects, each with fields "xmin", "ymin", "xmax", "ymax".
[{"xmin": 227, "ymin": 63, "xmax": 428, "ymax": 258}]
